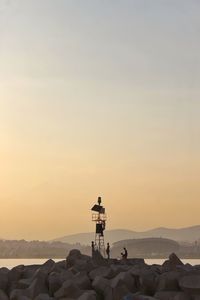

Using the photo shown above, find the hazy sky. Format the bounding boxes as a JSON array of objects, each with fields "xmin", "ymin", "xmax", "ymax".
[{"xmin": 0, "ymin": 0, "xmax": 200, "ymax": 240}]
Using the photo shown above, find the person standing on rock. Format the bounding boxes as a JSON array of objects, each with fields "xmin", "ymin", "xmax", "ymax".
[
  {"xmin": 123, "ymin": 247, "xmax": 128, "ymax": 259},
  {"xmin": 121, "ymin": 247, "xmax": 128, "ymax": 259},
  {"xmin": 91, "ymin": 241, "xmax": 95, "ymax": 258},
  {"xmin": 106, "ymin": 242, "xmax": 110, "ymax": 259}
]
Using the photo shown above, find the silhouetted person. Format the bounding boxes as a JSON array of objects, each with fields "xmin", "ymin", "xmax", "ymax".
[
  {"xmin": 106, "ymin": 242, "xmax": 110, "ymax": 259},
  {"xmin": 123, "ymin": 247, "xmax": 128, "ymax": 259},
  {"xmin": 91, "ymin": 241, "xmax": 95, "ymax": 258}
]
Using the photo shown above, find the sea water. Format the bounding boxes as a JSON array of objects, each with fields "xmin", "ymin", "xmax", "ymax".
[{"xmin": 0, "ymin": 258, "xmax": 200, "ymax": 269}]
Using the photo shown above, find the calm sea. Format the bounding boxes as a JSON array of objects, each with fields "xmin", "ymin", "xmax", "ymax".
[
  {"xmin": 0, "ymin": 259, "xmax": 62, "ymax": 269},
  {"xmin": 0, "ymin": 258, "xmax": 200, "ymax": 269}
]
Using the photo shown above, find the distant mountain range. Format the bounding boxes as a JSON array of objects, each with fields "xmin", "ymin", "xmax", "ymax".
[{"xmin": 52, "ymin": 225, "xmax": 200, "ymax": 245}]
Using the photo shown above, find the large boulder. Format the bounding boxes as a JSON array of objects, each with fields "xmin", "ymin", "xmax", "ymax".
[
  {"xmin": 10, "ymin": 289, "xmax": 28, "ymax": 300},
  {"xmin": 32, "ymin": 267, "xmax": 49, "ymax": 281},
  {"xmin": 50, "ymin": 260, "xmax": 66, "ymax": 273},
  {"xmin": 10, "ymin": 269, "xmax": 49, "ymax": 300},
  {"xmin": 174, "ymin": 292, "xmax": 191, "ymax": 300},
  {"xmin": 0, "ymin": 268, "xmax": 9, "ymax": 291},
  {"xmin": 34, "ymin": 294, "xmax": 54, "ymax": 300},
  {"xmin": 154, "ymin": 291, "xmax": 187, "ymax": 300},
  {"xmin": 17, "ymin": 277, "xmax": 33, "ymax": 289},
  {"xmin": 66, "ymin": 250, "xmax": 94, "ymax": 272},
  {"xmin": 150, "ymin": 265, "xmax": 162, "ymax": 275},
  {"xmin": 123, "ymin": 295, "xmax": 157, "ymax": 300},
  {"xmin": 112, "ymin": 283, "xmax": 131, "ymax": 300},
  {"xmin": 66, "ymin": 250, "xmax": 89, "ymax": 266},
  {"xmin": 111, "ymin": 271, "xmax": 136, "ymax": 293},
  {"xmin": 18, "ymin": 267, "xmax": 49, "ymax": 291},
  {"xmin": 139, "ymin": 270, "xmax": 158, "ymax": 295},
  {"xmin": 48, "ymin": 270, "xmax": 74, "ymax": 296},
  {"xmin": 19, "ymin": 268, "xmax": 48, "ymax": 299},
  {"xmin": 89, "ymin": 266, "xmax": 113, "ymax": 280},
  {"xmin": 26, "ymin": 277, "xmax": 48, "ymax": 299},
  {"xmin": 169, "ymin": 253, "xmax": 183, "ymax": 266},
  {"xmin": 92, "ymin": 276, "xmax": 110, "ymax": 293},
  {"xmin": 41, "ymin": 260, "xmax": 55, "ymax": 273},
  {"xmin": 22, "ymin": 265, "xmax": 40, "ymax": 279},
  {"xmin": 92, "ymin": 249, "xmax": 106, "ymax": 265},
  {"xmin": 54, "ymin": 279, "xmax": 82, "ymax": 299},
  {"xmin": 77, "ymin": 290, "xmax": 97, "ymax": 300},
  {"xmin": 157, "ymin": 271, "xmax": 181, "ymax": 292},
  {"xmin": 179, "ymin": 275, "xmax": 200, "ymax": 295},
  {"xmin": 129, "ymin": 264, "xmax": 150, "ymax": 278},
  {"xmin": 48, "ymin": 272, "xmax": 62, "ymax": 296},
  {"xmin": 73, "ymin": 272, "xmax": 91, "ymax": 290},
  {"xmin": 0, "ymin": 289, "xmax": 9, "ymax": 300},
  {"xmin": 110, "ymin": 264, "xmax": 131, "ymax": 278},
  {"xmin": 162, "ymin": 253, "xmax": 183, "ymax": 271},
  {"xmin": 8, "ymin": 265, "xmax": 24, "ymax": 293},
  {"xmin": 92, "ymin": 276, "xmax": 112, "ymax": 299}
]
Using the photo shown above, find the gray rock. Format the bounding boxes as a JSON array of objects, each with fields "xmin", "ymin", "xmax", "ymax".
[
  {"xmin": 48, "ymin": 272, "xmax": 62, "ymax": 295},
  {"xmin": 48, "ymin": 270, "xmax": 74, "ymax": 296},
  {"xmin": 112, "ymin": 283, "xmax": 131, "ymax": 300},
  {"xmin": 179, "ymin": 275, "xmax": 200, "ymax": 295},
  {"xmin": 174, "ymin": 292, "xmax": 191, "ymax": 300},
  {"xmin": 34, "ymin": 293, "xmax": 54, "ymax": 300},
  {"xmin": 92, "ymin": 275, "xmax": 112, "ymax": 299},
  {"xmin": 28, "ymin": 279, "xmax": 48, "ymax": 299},
  {"xmin": 66, "ymin": 250, "xmax": 90, "ymax": 267},
  {"xmin": 92, "ymin": 276, "xmax": 110, "ymax": 294},
  {"xmin": 18, "ymin": 277, "xmax": 33, "ymax": 289},
  {"xmin": 157, "ymin": 271, "xmax": 181, "ymax": 291},
  {"xmin": 169, "ymin": 253, "xmax": 183, "ymax": 266},
  {"xmin": 89, "ymin": 266, "xmax": 113, "ymax": 280},
  {"xmin": 123, "ymin": 295, "xmax": 157, "ymax": 300},
  {"xmin": 8, "ymin": 265, "xmax": 24, "ymax": 293},
  {"xmin": 154, "ymin": 291, "xmax": 185, "ymax": 300},
  {"xmin": 162, "ymin": 253, "xmax": 183, "ymax": 272},
  {"xmin": 0, "ymin": 268, "xmax": 9, "ymax": 291},
  {"xmin": 22, "ymin": 265, "xmax": 40, "ymax": 279},
  {"xmin": 77, "ymin": 290, "xmax": 97, "ymax": 300},
  {"xmin": 50, "ymin": 260, "xmax": 66, "ymax": 273},
  {"xmin": 0, "ymin": 289, "xmax": 9, "ymax": 300},
  {"xmin": 110, "ymin": 264, "xmax": 132, "ymax": 278},
  {"xmin": 73, "ymin": 272, "xmax": 91, "ymax": 290},
  {"xmin": 10, "ymin": 289, "xmax": 28, "ymax": 300},
  {"xmin": 111, "ymin": 271, "xmax": 136, "ymax": 293},
  {"xmin": 41, "ymin": 259, "xmax": 55, "ymax": 273},
  {"xmin": 139, "ymin": 270, "xmax": 158, "ymax": 295},
  {"xmin": 5, "ymin": 249, "xmax": 200, "ymax": 300},
  {"xmin": 150, "ymin": 265, "xmax": 162, "ymax": 275},
  {"xmin": 127, "ymin": 259, "xmax": 145, "ymax": 266},
  {"xmin": 129, "ymin": 265, "xmax": 150, "ymax": 277},
  {"xmin": 54, "ymin": 279, "xmax": 82, "ymax": 299}
]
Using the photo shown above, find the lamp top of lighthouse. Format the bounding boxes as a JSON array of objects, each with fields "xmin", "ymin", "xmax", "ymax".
[{"xmin": 91, "ymin": 196, "xmax": 106, "ymax": 221}]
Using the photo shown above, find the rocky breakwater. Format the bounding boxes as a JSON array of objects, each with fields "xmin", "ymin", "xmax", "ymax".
[{"xmin": 0, "ymin": 250, "xmax": 200, "ymax": 300}]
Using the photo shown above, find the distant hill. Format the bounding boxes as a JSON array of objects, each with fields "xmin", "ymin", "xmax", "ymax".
[
  {"xmin": 0, "ymin": 239, "xmax": 89, "ymax": 258},
  {"xmin": 138, "ymin": 226, "xmax": 200, "ymax": 243},
  {"xmin": 112, "ymin": 238, "xmax": 180, "ymax": 258},
  {"xmin": 52, "ymin": 225, "xmax": 200, "ymax": 245},
  {"xmin": 52, "ymin": 229, "xmax": 134, "ymax": 245}
]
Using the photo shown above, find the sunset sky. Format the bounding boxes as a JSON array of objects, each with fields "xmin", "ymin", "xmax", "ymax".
[{"xmin": 0, "ymin": 0, "xmax": 200, "ymax": 240}]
